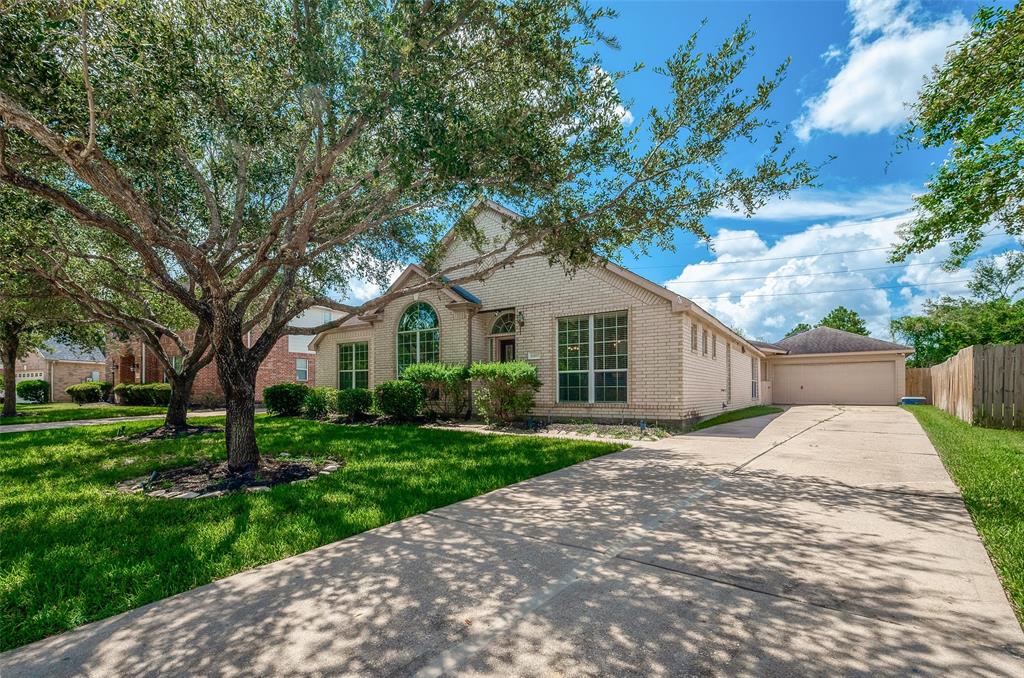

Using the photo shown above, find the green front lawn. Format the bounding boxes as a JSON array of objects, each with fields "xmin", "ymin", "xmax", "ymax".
[
  {"xmin": 907, "ymin": 405, "xmax": 1024, "ymax": 624},
  {"xmin": 690, "ymin": 405, "xmax": 784, "ymax": 432},
  {"xmin": 0, "ymin": 402, "xmax": 167, "ymax": 425},
  {"xmin": 0, "ymin": 416, "xmax": 622, "ymax": 650}
]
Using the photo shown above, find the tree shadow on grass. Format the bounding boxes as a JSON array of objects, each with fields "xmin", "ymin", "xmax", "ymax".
[{"xmin": 2, "ymin": 433, "xmax": 1023, "ymax": 676}]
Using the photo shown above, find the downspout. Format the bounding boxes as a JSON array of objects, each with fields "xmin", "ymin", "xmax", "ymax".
[
  {"xmin": 466, "ymin": 309, "xmax": 476, "ymax": 419},
  {"xmin": 140, "ymin": 340, "xmax": 146, "ymax": 384}
]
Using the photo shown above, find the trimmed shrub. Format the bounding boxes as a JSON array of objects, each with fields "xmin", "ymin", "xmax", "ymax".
[
  {"xmin": 304, "ymin": 387, "xmax": 338, "ymax": 420},
  {"xmin": 16, "ymin": 379, "xmax": 49, "ymax": 404},
  {"xmin": 66, "ymin": 382, "xmax": 104, "ymax": 405},
  {"xmin": 374, "ymin": 380, "xmax": 425, "ymax": 420},
  {"xmin": 262, "ymin": 383, "xmax": 309, "ymax": 416},
  {"xmin": 401, "ymin": 362, "xmax": 470, "ymax": 419},
  {"xmin": 336, "ymin": 387, "xmax": 373, "ymax": 421},
  {"xmin": 195, "ymin": 392, "xmax": 225, "ymax": 409},
  {"xmin": 112, "ymin": 382, "xmax": 172, "ymax": 405},
  {"xmin": 469, "ymin": 361, "xmax": 541, "ymax": 424}
]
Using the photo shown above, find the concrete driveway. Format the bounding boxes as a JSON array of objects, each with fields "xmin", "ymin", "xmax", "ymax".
[{"xmin": 3, "ymin": 406, "xmax": 1022, "ymax": 676}]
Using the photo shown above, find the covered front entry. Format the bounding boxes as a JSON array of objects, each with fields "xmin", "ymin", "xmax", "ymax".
[{"xmin": 772, "ymin": 357, "xmax": 901, "ymax": 405}]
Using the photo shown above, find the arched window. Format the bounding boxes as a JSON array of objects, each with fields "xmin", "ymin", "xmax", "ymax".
[
  {"xmin": 491, "ymin": 312, "xmax": 516, "ymax": 335},
  {"xmin": 397, "ymin": 302, "xmax": 439, "ymax": 373}
]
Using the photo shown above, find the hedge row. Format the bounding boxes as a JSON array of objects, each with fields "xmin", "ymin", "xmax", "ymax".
[
  {"xmin": 65, "ymin": 381, "xmax": 113, "ymax": 405},
  {"xmin": 15, "ymin": 379, "xmax": 49, "ymax": 404},
  {"xmin": 261, "ymin": 360, "xmax": 541, "ymax": 424},
  {"xmin": 112, "ymin": 382, "xmax": 172, "ymax": 405}
]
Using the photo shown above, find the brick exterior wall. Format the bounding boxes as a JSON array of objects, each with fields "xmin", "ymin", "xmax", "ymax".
[
  {"xmin": 312, "ymin": 204, "xmax": 767, "ymax": 424},
  {"xmin": 0, "ymin": 351, "xmax": 103, "ymax": 403},
  {"xmin": 106, "ymin": 331, "xmax": 315, "ymax": 405}
]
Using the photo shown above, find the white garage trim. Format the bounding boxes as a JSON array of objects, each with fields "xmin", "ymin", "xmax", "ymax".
[{"xmin": 769, "ymin": 353, "xmax": 907, "ymax": 406}]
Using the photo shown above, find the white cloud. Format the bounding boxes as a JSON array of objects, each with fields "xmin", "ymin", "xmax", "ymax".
[
  {"xmin": 711, "ymin": 184, "xmax": 916, "ymax": 221},
  {"xmin": 662, "ymin": 213, "xmax": 987, "ymax": 341},
  {"xmin": 341, "ymin": 265, "xmax": 404, "ymax": 306},
  {"xmin": 821, "ymin": 45, "xmax": 843, "ymax": 63},
  {"xmin": 795, "ymin": 1, "xmax": 969, "ymax": 140}
]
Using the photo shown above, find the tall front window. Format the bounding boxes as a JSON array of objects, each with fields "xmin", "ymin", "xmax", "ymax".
[
  {"xmin": 558, "ymin": 311, "xmax": 628, "ymax": 403},
  {"xmin": 751, "ymin": 357, "xmax": 759, "ymax": 399},
  {"xmin": 397, "ymin": 302, "xmax": 439, "ymax": 374},
  {"xmin": 339, "ymin": 342, "xmax": 369, "ymax": 389}
]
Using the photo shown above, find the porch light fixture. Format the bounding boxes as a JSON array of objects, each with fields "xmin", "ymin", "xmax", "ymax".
[{"xmin": 516, "ymin": 311, "xmax": 525, "ymax": 332}]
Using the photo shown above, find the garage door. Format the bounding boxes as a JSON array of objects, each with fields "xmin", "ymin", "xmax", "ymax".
[{"xmin": 773, "ymin": 361, "xmax": 896, "ymax": 405}]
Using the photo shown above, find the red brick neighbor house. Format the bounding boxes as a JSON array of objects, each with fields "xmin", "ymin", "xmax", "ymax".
[
  {"xmin": 0, "ymin": 341, "xmax": 106, "ymax": 403},
  {"xmin": 104, "ymin": 306, "xmax": 336, "ymax": 405}
]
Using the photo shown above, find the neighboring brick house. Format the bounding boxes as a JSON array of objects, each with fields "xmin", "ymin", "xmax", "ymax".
[
  {"xmin": 105, "ymin": 307, "xmax": 333, "ymax": 404},
  {"xmin": 0, "ymin": 341, "xmax": 106, "ymax": 403},
  {"xmin": 309, "ymin": 200, "xmax": 771, "ymax": 424}
]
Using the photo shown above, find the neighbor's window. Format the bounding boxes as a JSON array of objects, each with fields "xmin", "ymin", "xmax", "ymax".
[
  {"xmin": 712, "ymin": 334, "xmax": 717, "ymax": 359},
  {"xmin": 296, "ymin": 358, "xmax": 309, "ymax": 382},
  {"xmin": 558, "ymin": 311, "xmax": 627, "ymax": 403},
  {"xmin": 397, "ymin": 302, "xmax": 439, "ymax": 374},
  {"xmin": 702, "ymin": 329, "xmax": 708, "ymax": 355},
  {"xmin": 339, "ymin": 342, "xmax": 369, "ymax": 390},
  {"xmin": 322, "ymin": 310, "xmax": 333, "ymax": 324},
  {"xmin": 691, "ymin": 325, "xmax": 698, "ymax": 352},
  {"xmin": 751, "ymin": 357, "xmax": 759, "ymax": 399},
  {"xmin": 163, "ymin": 356, "xmax": 183, "ymax": 383}
]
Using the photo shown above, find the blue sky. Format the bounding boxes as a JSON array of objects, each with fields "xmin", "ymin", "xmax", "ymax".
[
  {"xmin": 598, "ymin": 0, "xmax": 1020, "ymax": 340},
  {"xmin": 348, "ymin": 1, "xmax": 1018, "ymax": 341}
]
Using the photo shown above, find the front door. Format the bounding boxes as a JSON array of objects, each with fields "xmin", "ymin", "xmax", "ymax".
[{"xmin": 498, "ymin": 338, "xmax": 516, "ymax": 362}]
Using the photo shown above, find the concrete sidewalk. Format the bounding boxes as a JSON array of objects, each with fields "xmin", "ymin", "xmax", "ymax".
[
  {"xmin": 0, "ymin": 409, "xmax": 232, "ymax": 434},
  {"xmin": 2, "ymin": 406, "xmax": 1022, "ymax": 676}
]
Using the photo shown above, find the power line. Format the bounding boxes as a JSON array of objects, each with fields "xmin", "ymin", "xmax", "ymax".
[
  {"xmin": 706, "ymin": 215, "xmax": 910, "ymax": 244},
  {"xmin": 681, "ymin": 279, "xmax": 971, "ymax": 301},
  {"xmin": 629, "ymin": 245, "xmax": 895, "ymax": 269},
  {"xmin": 667, "ymin": 259, "xmax": 974, "ymax": 284}
]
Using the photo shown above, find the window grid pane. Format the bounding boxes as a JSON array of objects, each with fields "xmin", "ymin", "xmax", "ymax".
[
  {"xmin": 339, "ymin": 342, "xmax": 369, "ymax": 389},
  {"xmin": 558, "ymin": 312, "xmax": 628, "ymax": 404}
]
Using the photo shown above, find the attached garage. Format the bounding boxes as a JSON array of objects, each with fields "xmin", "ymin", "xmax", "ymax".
[{"xmin": 756, "ymin": 327, "xmax": 913, "ymax": 406}]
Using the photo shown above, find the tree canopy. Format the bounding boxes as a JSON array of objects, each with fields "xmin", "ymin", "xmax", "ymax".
[
  {"xmin": 0, "ymin": 0, "xmax": 816, "ymax": 469},
  {"xmin": 784, "ymin": 322, "xmax": 812, "ymax": 338},
  {"xmin": 891, "ymin": 5, "xmax": 1023, "ymax": 266},
  {"xmin": 891, "ymin": 254, "xmax": 1024, "ymax": 367},
  {"xmin": 785, "ymin": 305, "xmax": 868, "ymax": 338}
]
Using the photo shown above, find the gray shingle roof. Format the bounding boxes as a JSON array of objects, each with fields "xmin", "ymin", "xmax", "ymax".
[
  {"xmin": 38, "ymin": 340, "xmax": 105, "ymax": 363},
  {"xmin": 749, "ymin": 339, "xmax": 787, "ymax": 353},
  {"xmin": 774, "ymin": 326, "xmax": 911, "ymax": 355}
]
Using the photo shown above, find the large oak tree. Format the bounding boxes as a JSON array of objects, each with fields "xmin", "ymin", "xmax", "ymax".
[{"xmin": 1, "ymin": 0, "xmax": 815, "ymax": 471}]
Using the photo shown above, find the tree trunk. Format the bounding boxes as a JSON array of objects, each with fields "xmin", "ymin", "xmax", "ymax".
[
  {"xmin": 2, "ymin": 338, "xmax": 18, "ymax": 419},
  {"xmin": 164, "ymin": 371, "xmax": 195, "ymax": 429},
  {"xmin": 216, "ymin": 346, "xmax": 260, "ymax": 473}
]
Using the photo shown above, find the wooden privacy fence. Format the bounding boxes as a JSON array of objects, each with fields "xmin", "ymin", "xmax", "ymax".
[{"xmin": 905, "ymin": 344, "xmax": 1024, "ymax": 429}]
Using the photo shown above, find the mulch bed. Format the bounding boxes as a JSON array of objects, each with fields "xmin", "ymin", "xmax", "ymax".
[
  {"xmin": 119, "ymin": 424, "xmax": 224, "ymax": 442},
  {"xmin": 117, "ymin": 455, "xmax": 344, "ymax": 499}
]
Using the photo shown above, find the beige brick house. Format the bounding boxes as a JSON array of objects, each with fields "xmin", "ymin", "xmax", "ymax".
[
  {"xmin": 311, "ymin": 201, "xmax": 772, "ymax": 423},
  {"xmin": 0, "ymin": 341, "xmax": 106, "ymax": 403}
]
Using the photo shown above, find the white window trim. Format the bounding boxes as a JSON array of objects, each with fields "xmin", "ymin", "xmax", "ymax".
[
  {"xmin": 296, "ymin": 358, "xmax": 309, "ymax": 382},
  {"xmin": 556, "ymin": 311, "xmax": 628, "ymax": 405},
  {"xmin": 751, "ymin": 357, "xmax": 759, "ymax": 399},
  {"xmin": 338, "ymin": 341, "xmax": 369, "ymax": 390},
  {"xmin": 395, "ymin": 302, "xmax": 441, "ymax": 376}
]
